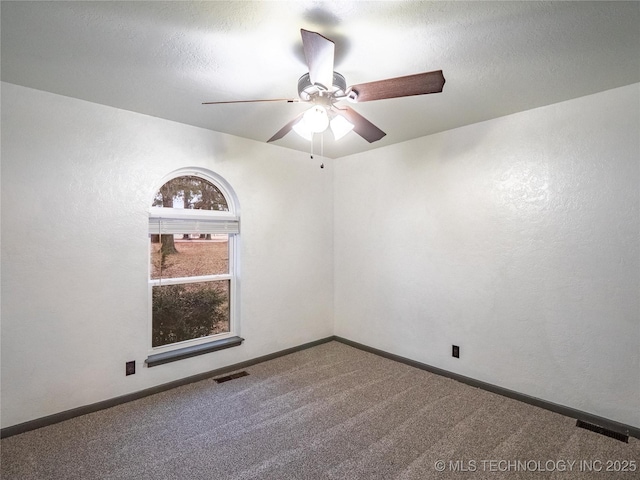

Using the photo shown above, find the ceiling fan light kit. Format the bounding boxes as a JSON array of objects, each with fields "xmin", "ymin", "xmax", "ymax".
[
  {"xmin": 204, "ymin": 28, "xmax": 445, "ymax": 146},
  {"xmin": 292, "ymin": 106, "xmax": 355, "ymax": 141},
  {"xmin": 302, "ymin": 105, "xmax": 330, "ymax": 133},
  {"xmin": 293, "ymin": 70, "xmax": 356, "ymax": 140},
  {"xmin": 292, "ymin": 105, "xmax": 329, "ymax": 140},
  {"xmin": 330, "ymin": 114, "xmax": 355, "ymax": 140}
]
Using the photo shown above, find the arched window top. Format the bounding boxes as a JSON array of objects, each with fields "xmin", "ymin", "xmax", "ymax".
[
  {"xmin": 152, "ymin": 175, "xmax": 229, "ymax": 212},
  {"xmin": 149, "ymin": 168, "xmax": 239, "ymax": 220}
]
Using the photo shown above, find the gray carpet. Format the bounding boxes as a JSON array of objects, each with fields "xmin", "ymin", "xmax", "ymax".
[{"xmin": 1, "ymin": 341, "xmax": 638, "ymax": 479}]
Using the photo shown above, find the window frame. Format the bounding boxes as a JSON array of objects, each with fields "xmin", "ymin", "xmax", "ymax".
[{"xmin": 147, "ymin": 168, "xmax": 241, "ymax": 358}]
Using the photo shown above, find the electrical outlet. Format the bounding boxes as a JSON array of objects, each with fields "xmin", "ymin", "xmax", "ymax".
[
  {"xmin": 126, "ymin": 361, "xmax": 136, "ymax": 376},
  {"xmin": 452, "ymin": 345, "xmax": 460, "ymax": 358}
]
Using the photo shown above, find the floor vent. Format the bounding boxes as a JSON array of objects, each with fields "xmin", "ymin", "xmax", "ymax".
[
  {"xmin": 214, "ymin": 371, "xmax": 249, "ymax": 383},
  {"xmin": 576, "ymin": 420, "xmax": 628, "ymax": 443}
]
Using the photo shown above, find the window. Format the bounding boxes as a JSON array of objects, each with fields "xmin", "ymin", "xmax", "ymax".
[{"xmin": 147, "ymin": 169, "xmax": 241, "ymax": 364}]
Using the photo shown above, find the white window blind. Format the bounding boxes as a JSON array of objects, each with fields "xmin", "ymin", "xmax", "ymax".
[{"xmin": 149, "ymin": 217, "xmax": 239, "ymax": 235}]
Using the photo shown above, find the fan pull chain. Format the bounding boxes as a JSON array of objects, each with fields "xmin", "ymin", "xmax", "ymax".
[{"xmin": 309, "ymin": 133, "xmax": 324, "ymax": 169}]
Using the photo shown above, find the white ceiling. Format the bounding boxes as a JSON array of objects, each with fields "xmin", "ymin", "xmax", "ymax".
[{"xmin": 2, "ymin": 1, "xmax": 639, "ymax": 158}]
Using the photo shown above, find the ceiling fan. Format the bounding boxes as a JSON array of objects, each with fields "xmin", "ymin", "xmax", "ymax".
[{"xmin": 203, "ymin": 29, "xmax": 445, "ymax": 144}]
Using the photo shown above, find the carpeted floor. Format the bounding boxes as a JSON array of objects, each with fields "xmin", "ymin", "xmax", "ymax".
[{"xmin": 1, "ymin": 341, "xmax": 638, "ymax": 479}]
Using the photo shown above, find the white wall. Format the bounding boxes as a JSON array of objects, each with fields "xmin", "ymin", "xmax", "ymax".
[
  {"xmin": 334, "ymin": 84, "xmax": 640, "ymax": 428},
  {"xmin": 0, "ymin": 83, "xmax": 334, "ymax": 428},
  {"xmin": 2, "ymin": 81, "xmax": 639, "ymax": 431}
]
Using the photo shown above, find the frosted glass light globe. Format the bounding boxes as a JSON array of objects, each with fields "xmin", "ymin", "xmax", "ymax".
[{"xmin": 303, "ymin": 105, "xmax": 329, "ymax": 133}]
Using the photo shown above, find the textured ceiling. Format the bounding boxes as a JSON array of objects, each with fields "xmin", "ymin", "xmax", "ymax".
[{"xmin": 2, "ymin": 1, "xmax": 639, "ymax": 158}]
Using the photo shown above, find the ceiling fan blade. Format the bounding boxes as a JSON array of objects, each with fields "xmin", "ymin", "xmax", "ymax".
[
  {"xmin": 349, "ymin": 70, "xmax": 445, "ymax": 103},
  {"xmin": 301, "ymin": 29, "xmax": 335, "ymax": 90},
  {"xmin": 335, "ymin": 106, "xmax": 386, "ymax": 143},
  {"xmin": 267, "ymin": 112, "xmax": 305, "ymax": 143},
  {"xmin": 203, "ymin": 98, "xmax": 298, "ymax": 105}
]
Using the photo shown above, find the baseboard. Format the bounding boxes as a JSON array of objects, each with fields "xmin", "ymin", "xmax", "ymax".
[
  {"xmin": 0, "ymin": 336, "xmax": 335, "ymax": 439},
  {"xmin": 333, "ymin": 336, "xmax": 640, "ymax": 440},
  {"xmin": 4, "ymin": 335, "xmax": 638, "ymax": 441}
]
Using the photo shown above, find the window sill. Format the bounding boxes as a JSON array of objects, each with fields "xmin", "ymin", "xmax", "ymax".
[{"xmin": 145, "ymin": 336, "xmax": 244, "ymax": 367}]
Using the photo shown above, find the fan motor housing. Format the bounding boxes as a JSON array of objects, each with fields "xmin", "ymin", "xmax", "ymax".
[{"xmin": 298, "ymin": 71, "xmax": 347, "ymax": 102}]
